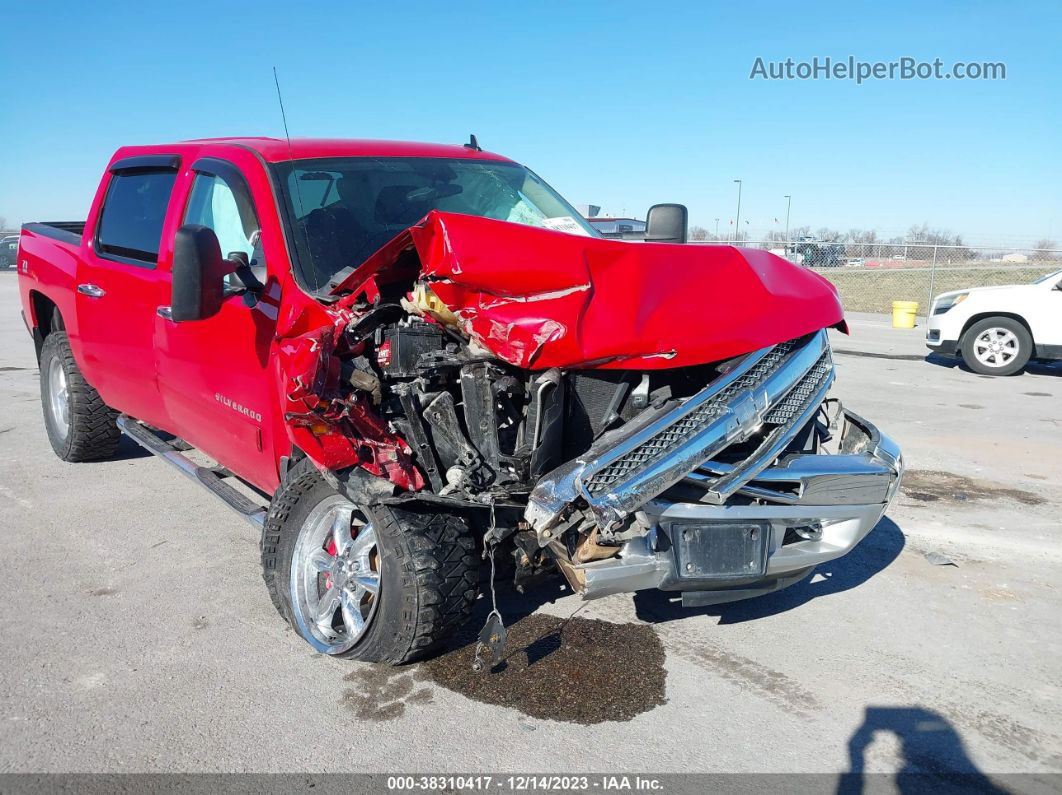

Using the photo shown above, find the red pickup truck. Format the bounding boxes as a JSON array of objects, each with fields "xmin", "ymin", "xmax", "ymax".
[{"xmin": 18, "ymin": 138, "xmax": 902, "ymax": 664}]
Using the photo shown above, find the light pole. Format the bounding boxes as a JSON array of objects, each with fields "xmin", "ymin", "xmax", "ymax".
[
  {"xmin": 783, "ymin": 194, "xmax": 791, "ymax": 243},
  {"xmin": 714, "ymin": 218, "xmax": 720, "ymax": 239},
  {"xmin": 733, "ymin": 180, "xmax": 742, "ymax": 243}
]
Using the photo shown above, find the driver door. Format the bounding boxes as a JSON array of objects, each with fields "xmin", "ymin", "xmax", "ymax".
[{"xmin": 154, "ymin": 158, "xmax": 283, "ymax": 492}]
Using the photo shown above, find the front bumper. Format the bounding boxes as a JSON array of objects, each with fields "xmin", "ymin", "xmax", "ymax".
[
  {"xmin": 926, "ymin": 312, "xmax": 960, "ymax": 355},
  {"xmin": 565, "ymin": 408, "xmax": 903, "ymax": 606}
]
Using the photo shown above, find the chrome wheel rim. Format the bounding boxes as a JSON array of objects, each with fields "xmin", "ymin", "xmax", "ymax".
[
  {"xmin": 973, "ymin": 327, "xmax": 1019, "ymax": 368},
  {"xmin": 289, "ymin": 495, "xmax": 380, "ymax": 654},
  {"xmin": 47, "ymin": 356, "xmax": 70, "ymax": 439}
]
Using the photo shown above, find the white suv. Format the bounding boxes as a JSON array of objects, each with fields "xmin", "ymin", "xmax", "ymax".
[{"xmin": 926, "ymin": 269, "xmax": 1062, "ymax": 375}]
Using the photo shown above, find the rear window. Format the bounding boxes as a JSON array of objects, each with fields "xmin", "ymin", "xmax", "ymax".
[{"xmin": 96, "ymin": 170, "xmax": 177, "ymax": 264}]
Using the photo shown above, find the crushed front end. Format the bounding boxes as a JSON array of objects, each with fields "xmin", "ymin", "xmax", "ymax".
[
  {"xmin": 523, "ymin": 329, "xmax": 903, "ymax": 605},
  {"xmin": 281, "ymin": 211, "xmax": 902, "ymax": 608}
]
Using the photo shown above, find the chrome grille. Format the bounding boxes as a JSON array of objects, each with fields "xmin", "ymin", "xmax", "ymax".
[
  {"xmin": 764, "ymin": 350, "xmax": 832, "ymax": 425},
  {"xmin": 584, "ymin": 338, "xmax": 802, "ymax": 496},
  {"xmin": 523, "ymin": 329, "xmax": 835, "ymax": 534}
]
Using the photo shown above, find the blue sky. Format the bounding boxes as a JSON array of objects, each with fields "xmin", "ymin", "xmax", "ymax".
[{"xmin": 1, "ymin": 0, "xmax": 1059, "ymax": 245}]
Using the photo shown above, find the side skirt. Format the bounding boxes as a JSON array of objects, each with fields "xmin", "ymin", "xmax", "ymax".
[{"xmin": 117, "ymin": 415, "xmax": 269, "ymax": 528}]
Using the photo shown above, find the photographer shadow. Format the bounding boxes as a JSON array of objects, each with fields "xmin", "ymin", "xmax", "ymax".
[{"xmin": 837, "ymin": 705, "xmax": 1007, "ymax": 794}]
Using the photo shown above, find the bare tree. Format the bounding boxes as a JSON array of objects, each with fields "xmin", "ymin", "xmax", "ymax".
[
  {"xmin": 844, "ymin": 229, "xmax": 879, "ymax": 259},
  {"xmin": 905, "ymin": 223, "xmax": 972, "ymax": 263},
  {"xmin": 1033, "ymin": 239, "xmax": 1059, "ymax": 259},
  {"xmin": 689, "ymin": 225, "xmax": 708, "ymax": 241}
]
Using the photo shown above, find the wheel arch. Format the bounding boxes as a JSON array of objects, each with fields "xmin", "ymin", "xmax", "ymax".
[
  {"xmin": 959, "ymin": 312, "xmax": 1034, "ymax": 345},
  {"xmin": 28, "ymin": 290, "xmax": 61, "ymax": 360}
]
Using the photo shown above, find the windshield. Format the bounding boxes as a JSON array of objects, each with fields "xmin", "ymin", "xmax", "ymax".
[
  {"xmin": 272, "ymin": 156, "xmax": 597, "ymax": 291},
  {"xmin": 1033, "ymin": 269, "xmax": 1062, "ymax": 284}
]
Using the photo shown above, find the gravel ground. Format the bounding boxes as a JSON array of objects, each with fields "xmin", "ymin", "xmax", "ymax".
[{"xmin": 0, "ymin": 276, "xmax": 1060, "ymax": 782}]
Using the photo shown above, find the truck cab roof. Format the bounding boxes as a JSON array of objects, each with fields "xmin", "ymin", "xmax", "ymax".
[{"xmin": 115, "ymin": 137, "xmax": 515, "ymax": 164}]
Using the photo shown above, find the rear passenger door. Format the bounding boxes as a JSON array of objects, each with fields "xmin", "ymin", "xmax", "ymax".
[{"xmin": 74, "ymin": 156, "xmax": 179, "ymax": 428}]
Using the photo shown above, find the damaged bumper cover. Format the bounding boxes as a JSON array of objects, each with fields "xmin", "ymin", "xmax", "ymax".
[
  {"xmin": 523, "ymin": 328, "xmax": 902, "ymax": 603},
  {"xmin": 525, "ymin": 330, "xmax": 837, "ymax": 539},
  {"xmin": 552, "ymin": 408, "xmax": 903, "ymax": 605}
]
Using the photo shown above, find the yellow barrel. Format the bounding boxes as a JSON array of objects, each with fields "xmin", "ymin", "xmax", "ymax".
[{"xmin": 891, "ymin": 301, "xmax": 919, "ymax": 328}]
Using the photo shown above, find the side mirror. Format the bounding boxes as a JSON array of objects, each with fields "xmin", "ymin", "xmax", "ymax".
[
  {"xmin": 644, "ymin": 203, "xmax": 688, "ymax": 244},
  {"xmin": 171, "ymin": 224, "xmax": 231, "ymax": 321}
]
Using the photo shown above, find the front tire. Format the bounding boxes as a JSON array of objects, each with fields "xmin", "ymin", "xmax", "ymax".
[
  {"xmin": 39, "ymin": 331, "xmax": 121, "ymax": 461},
  {"xmin": 960, "ymin": 317, "xmax": 1032, "ymax": 376},
  {"xmin": 260, "ymin": 459, "xmax": 479, "ymax": 663}
]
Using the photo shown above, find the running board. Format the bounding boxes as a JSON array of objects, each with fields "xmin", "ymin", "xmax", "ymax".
[{"xmin": 117, "ymin": 415, "xmax": 268, "ymax": 528}]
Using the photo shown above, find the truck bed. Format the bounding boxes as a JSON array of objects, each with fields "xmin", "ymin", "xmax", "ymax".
[{"xmin": 22, "ymin": 221, "xmax": 85, "ymax": 245}]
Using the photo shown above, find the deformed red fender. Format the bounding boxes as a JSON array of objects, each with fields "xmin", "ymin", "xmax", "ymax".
[
  {"xmin": 334, "ymin": 211, "xmax": 845, "ymax": 370},
  {"xmin": 274, "ymin": 299, "xmax": 424, "ymax": 489}
]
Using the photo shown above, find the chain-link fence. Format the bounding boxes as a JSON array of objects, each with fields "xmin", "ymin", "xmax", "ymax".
[{"xmin": 691, "ymin": 240, "xmax": 1062, "ymax": 317}]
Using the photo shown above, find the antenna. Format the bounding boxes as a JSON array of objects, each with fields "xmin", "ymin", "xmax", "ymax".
[
  {"xmin": 273, "ymin": 67, "xmax": 318, "ymax": 287},
  {"xmin": 273, "ymin": 67, "xmax": 294, "ymax": 151},
  {"xmin": 273, "ymin": 67, "xmax": 305, "ymax": 217},
  {"xmin": 464, "ymin": 134, "xmax": 481, "ymax": 152}
]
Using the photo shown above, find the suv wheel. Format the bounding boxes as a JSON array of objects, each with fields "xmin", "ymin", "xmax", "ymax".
[
  {"xmin": 260, "ymin": 459, "xmax": 479, "ymax": 663},
  {"xmin": 39, "ymin": 331, "xmax": 121, "ymax": 461},
  {"xmin": 960, "ymin": 317, "xmax": 1032, "ymax": 376}
]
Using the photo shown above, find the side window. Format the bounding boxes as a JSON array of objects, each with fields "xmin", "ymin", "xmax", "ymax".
[
  {"xmin": 97, "ymin": 170, "xmax": 178, "ymax": 265},
  {"xmin": 184, "ymin": 171, "xmax": 265, "ymax": 286}
]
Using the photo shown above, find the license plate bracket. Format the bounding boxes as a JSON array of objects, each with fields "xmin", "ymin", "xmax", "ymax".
[{"xmin": 670, "ymin": 521, "xmax": 771, "ymax": 580}]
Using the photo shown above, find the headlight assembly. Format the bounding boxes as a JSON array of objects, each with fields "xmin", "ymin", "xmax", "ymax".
[{"xmin": 933, "ymin": 293, "xmax": 968, "ymax": 315}]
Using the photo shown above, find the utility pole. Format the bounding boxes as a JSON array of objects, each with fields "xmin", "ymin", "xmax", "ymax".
[
  {"xmin": 783, "ymin": 195, "xmax": 791, "ymax": 243},
  {"xmin": 733, "ymin": 180, "xmax": 743, "ymax": 243}
]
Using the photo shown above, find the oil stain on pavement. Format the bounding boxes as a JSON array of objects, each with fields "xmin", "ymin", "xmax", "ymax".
[
  {"xmin": 420, "ymin": 613, "xmax": 667, "ymax": 724},
  {"xmin": 902, "ymin": 469, "xmax": 1044, "ymax": 506},
  {"xmin": 340, "ymin": 666, "xmax": 434, "ymax": 721}
]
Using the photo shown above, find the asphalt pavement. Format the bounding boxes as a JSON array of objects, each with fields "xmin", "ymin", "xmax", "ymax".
[{"xmin": 0, "ymin": 275, "xmax": 1059, "ymax": 781}]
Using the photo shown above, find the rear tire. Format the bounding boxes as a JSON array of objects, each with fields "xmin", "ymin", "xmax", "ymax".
[
  {"xmin": 260, "ymin": 458, "xmax": 479, "ymax": 663},
  {"xmin": 960, "ymin": 317, "xmax": 1032, "ymax": 376},
  {"xmin": 39, "ymin": 331, "xmax": 121, "ymax": 461}
]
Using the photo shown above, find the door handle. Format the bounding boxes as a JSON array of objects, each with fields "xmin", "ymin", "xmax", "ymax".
[
  {"xmin": 77, "ymin": 283, "xmax": 105, "ymax": 298},
  {"xmin": 156, "ymin": 306, "xmax": 173, "ymax": 320}
]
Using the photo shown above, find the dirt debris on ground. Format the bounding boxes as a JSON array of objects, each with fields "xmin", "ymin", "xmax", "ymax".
[
  {"xmin": 421, "ymin": 613, "xmax": 667, "ymax": 724},
  {"xmin": 901, "ymin": 470, "xmax": 1045, "ymax": 506}
]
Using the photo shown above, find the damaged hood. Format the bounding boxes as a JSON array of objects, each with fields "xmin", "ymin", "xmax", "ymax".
[{"xmin": 333, "ymin": 211, "xmax": 845, "ymax": 370}]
